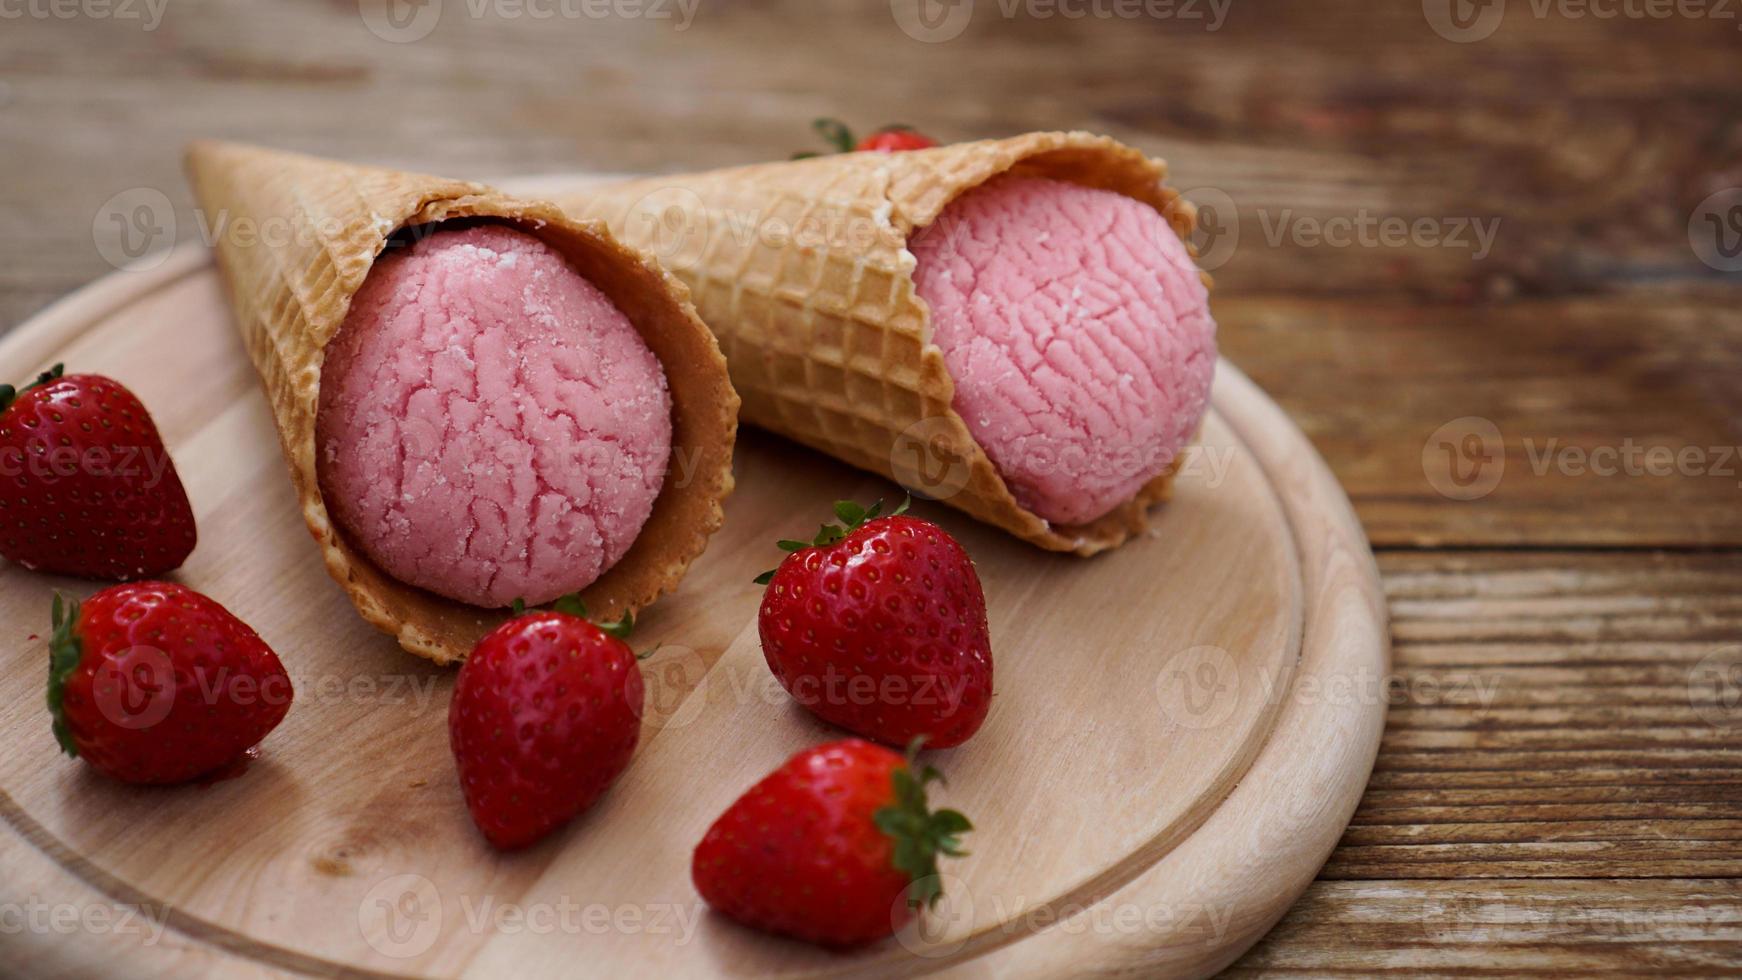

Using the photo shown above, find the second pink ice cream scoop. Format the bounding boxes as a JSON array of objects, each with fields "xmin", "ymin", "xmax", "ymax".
[{"xmin": 911, "ymin": 176, "xmax": 1216, "ymax": 527}]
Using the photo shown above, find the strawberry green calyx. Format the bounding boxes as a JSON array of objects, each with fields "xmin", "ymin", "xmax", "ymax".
[
  {"xmin": 873, "ymin": 738, "xmax": 972, "ymax": 909},
  {"xmin": 797, "ymin": 120, "xmax": 924, "ymax": 158},
  {"xmin": 550, "ymin": 593, "xmax": 588, "ymax": 618},
  {"xmin": 45, "ymin": 593, "xmax": 83, "ymax": 758},
  {"xmin": 513, "ymin": 593, "xmax": 635, "ymax": 640},
  {"xmin": 0, "ymin": 363, "xmax": 64, "ymax": 414},
  {"xmin": 813, "ymin": 117, "xmax": 856, "ymax": 154},
  {"xmin": 753, "ymin": 497, "xmax": 912, "ymax": 585}
]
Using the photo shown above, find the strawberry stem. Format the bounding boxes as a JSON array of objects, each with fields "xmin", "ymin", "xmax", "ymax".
[
  {"xmin": 45, "ymin": 593, "xmax": 83, "ymax": 758},
  {"xmin": 812, "ymin": 117, "xmax": 856, "ymax": 153},
  {"xmin": 551, "ymin": 593, "xmax": 588, "ymax": 619},
  {"xmin": 753, "ymin": 496, "xmax": 912, "ymax": 585},
  {"xmin": 873, "ymin": 737, "xmax": 973, "ymax": 909},
  {"xmin": 522, "ymin": 592, "xmax": 638, "ymax": 642},
  {"xmin": 594, "ymin": 609, "xmax": 635, "ymax": 641},
  {"xmin": 2, "ymin": 364, "xmax": 66, "ymax": 414}
]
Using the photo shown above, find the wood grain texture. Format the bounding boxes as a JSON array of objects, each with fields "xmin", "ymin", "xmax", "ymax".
[
  {"xmin": 0, "ymin": 251, "xmax": 1384, "ymax": 977},
  {"xmin": 2, "ymin": 0, "xmax": 1740, "ymax": 973},
  {"xmin": 5, "ymin": 0, "xmax": 1739, "ymax": 549}
]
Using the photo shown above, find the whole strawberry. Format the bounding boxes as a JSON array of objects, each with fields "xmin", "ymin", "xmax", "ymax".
[
  {"xmin": 756, "ymin": 499, "xmax": 992, "ymax": 748},
  {"xmin": 449, "ymin": 597, "xmax": 644, "ymax": 850},
  {"xmin": 48, "ymin": 582, "xmax": 292, "ymax": 784},
  {"xmin": 693, "ymin": 739, "xmax": 971, "ymax": 947},
  {"xmin": 0, "ymin": 365, "xmax": 196, "ymax": 580}
]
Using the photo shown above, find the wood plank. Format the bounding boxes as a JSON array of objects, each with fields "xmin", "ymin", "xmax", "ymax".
[
  {"xmin": 1293, "ymin": 551, "xmax": 1742, "ymax": 889},
  {"xmin": 1217, "ymin": 295, "xmax": 1742, "ymax": 548},
  {"xmin": 1235, "ymin": 880, "xmax": 1742, "ymax": 975}
]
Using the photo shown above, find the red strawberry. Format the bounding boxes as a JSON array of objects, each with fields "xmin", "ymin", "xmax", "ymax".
[
  {"xmin": 449, "ymin": 597, "xmax": 644, "ymax": 850},
  {"xmin": 856, "ymin": 127, "xmax": 939, "ymax": 153},
  {"xmin": 0, "ymin": 365, "xmax": 196, "ymax": 580},
  {"xmin": 756, "ymin": 499, "xmax": 993, "ymax": 748},
  {"xmin": 692, "ymin": 738, "xmax": 971, "ymax": 947},
  {"xmin": 47, "ymin": 582, "xmax": 292, "ymax": 784},
  {"xmin": 799, "ymin": 119, "xmax": 939, "ymax": 158}
]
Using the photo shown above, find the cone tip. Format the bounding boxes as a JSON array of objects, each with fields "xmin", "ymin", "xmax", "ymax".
[{"xmin": 183, "ymin": 138, "xmax": 240, "ymax": 178}]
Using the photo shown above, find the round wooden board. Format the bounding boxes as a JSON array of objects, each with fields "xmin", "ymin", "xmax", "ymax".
[{"xmin": 0, "ymin": 203, "xmax": 1388, "ymax": 979}]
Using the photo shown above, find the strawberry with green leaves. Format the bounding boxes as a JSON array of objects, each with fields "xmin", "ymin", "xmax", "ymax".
[
  {"xmin": 450, "ymin": 595, "xmax": 646, "ymax": 850},
  {"xmin": 0, "ymin": 365, "xmax": 196, "ymax": 580},
  {"xmin": 692, "ymin": 738, "xmax": 971, "ymax": 947},
  {"xmin": 48, "ymin": 582, "xmax": 292, "ymax": 784},
  {"xmin": 757, "ymin": 499, "xmax": 993, "ymax": 749},
  {"xmin": 798, "ymin": 119, "xmax": 940, "ymax": 158}
]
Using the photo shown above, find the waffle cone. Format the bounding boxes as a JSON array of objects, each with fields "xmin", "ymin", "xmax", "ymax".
[
  {"xmin": 553, "ymin": 131, "xmax": 1203, "ymax": 554},
  {"xmin": 185, "ymin": 141, "xmax": 737, "ymax": 664}
]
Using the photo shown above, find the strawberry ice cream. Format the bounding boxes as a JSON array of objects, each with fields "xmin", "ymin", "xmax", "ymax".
[
  {"xmin": 910, "ymin": 176, "xmax": 1216, "ymax": 526},
  {"xmin": 315, "ymin": 225, "xmax": 672, "ymax": 609}
]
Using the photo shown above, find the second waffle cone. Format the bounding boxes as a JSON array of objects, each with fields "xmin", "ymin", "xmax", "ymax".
[{"xmin": 554, "ymin": 131, "xmax": 1203, "ymax": 554}]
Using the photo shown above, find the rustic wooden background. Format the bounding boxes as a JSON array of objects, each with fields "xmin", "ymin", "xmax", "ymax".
[{"xmin": 4, "ymin": 0, "xmax": 1740, "ymax": 973}]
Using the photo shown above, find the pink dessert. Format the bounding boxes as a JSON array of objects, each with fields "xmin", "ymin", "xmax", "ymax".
[
  {"xmin": 316, "ymin": 225, "xmax": 672, "ymax": 608},
  {"xmin": 910, "ymin": 176, "xmax": 1217, "ymax": 526}
]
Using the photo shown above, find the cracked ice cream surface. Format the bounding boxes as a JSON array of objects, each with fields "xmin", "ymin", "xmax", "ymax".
[
  {"xmin": 316, "ymin": 224, "xmax": 672, "ymax": 608},
  {"xmin": 910, "ymin": 176, "xmax": 1217, "ymax": 526}
]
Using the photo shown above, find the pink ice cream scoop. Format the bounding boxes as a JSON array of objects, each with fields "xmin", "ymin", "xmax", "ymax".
[
  {"xmin": 910, "ymin": 176, "xmax": 1216, "ymax": 526},
  {"xmin": 315, "ymin": 224, "xmax": 672, "ymax": 609}
]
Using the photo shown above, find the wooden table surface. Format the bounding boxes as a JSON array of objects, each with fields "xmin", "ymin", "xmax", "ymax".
[{"xmin": 4, "ymin": 0, "xmax": 1739, "ymax": 974}]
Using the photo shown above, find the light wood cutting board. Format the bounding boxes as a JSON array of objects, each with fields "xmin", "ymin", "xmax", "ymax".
[{"xmin": 0, "ymin": 176, "xmax": 1388, "ymax": 978}]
